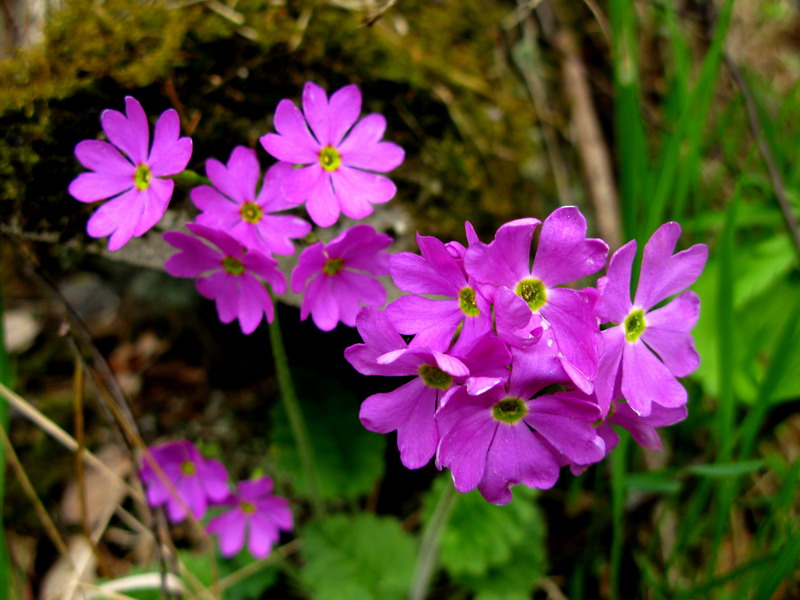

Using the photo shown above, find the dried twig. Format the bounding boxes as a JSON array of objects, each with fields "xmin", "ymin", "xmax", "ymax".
[
  {"xmin": 553, "ymin": 23, "xmax": 622, "ymax": 248},
  {"xmin": 725, "ymin": 55, "xmax": 800, "ymax": 265},
  {"xmin": 0, "ymin": 426, "xmax": 72, "ymax": 564}
]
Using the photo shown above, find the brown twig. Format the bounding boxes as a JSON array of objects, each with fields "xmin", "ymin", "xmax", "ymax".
[
  {"xmin": 0, "ymin": 426, "xmax": 72, "ymax": 564},
  {"xmin": 553, "ymin": 22, "xmax": 622, "ymax": 248},
  {"xmin": 725, "ymin": 55, "xmax": 800, "ymax": 265}
]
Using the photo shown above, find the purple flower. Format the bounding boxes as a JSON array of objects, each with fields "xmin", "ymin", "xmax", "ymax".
[
  {"xmin": 139, "ymin": 440, "xmax": 229, "ymax": 523},
  {"xmin": 345, "ymin": 307, "xmax": 510, "ymax": 469},
  {"xmin": 290, "ymin": 224, "xmax": 391, "ymax": 331},
  {"xmin": 191, "ymin": 147, "xmax": 311, "ymax": 255},
  {"xmin": 436, "ymin": 385, "xmax": 605, "ymax": 505},
  {"xmin": 206, "ymin": 477, "xmax": 293, "ymax": 559},
  {"xmin": 594, "ymin": 222, "xmax": 708, "ymax": 416},
  {"xmin": 163, "ymin": 223, "xmax": 286, "ymax": 334},
  {"xmin": 464, "ymin": 207, "xmax": 607, "ymax": 392},
  {"xmin": 261, "ymin": 82, "xmax": 405, "ymax": 227},
  {"xmin": 385, "ymin": 232, "xmax": 494, "ymax": 351},
  {"xmin": 68, "ymin": 97, "xmax": 193, "ymax": 251}
]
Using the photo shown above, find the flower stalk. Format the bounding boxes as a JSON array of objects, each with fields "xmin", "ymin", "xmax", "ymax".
[
  {"xmin": 409, "ymin": 482, "xmax": 458, "ymax": 600},
  {"xmin": 268, "ymin": 306, "xmax": 325, "ymax": 517}
]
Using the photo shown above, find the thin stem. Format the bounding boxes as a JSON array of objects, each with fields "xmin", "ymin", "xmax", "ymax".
[
  {"xmin": 268, "ymin": 308, "xmax": 324, "ymax": 516},
  {"xmin": 409, "ymin": 482, "xmax": 458, "ymax": 600}
]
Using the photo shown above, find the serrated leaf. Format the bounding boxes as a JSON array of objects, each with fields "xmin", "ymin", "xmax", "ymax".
[
  {"xmin": 270, "ymin": 370, "xmax": 385, "ymax": 501},
  {"xmin": 301, "ymin": 513, "xmax": 416, "ymax": 600},
  {"xmin": 422, "ymin": 476, "xmax": 541, "ymax": 578},
  {"xmin": 452, "ymin": 486, "xmax": 547, "ymax": 600}
]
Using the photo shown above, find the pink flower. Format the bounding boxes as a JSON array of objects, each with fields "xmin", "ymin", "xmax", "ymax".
[
  {"xmin": 291, "ymin": 224, "xmax": 391, "ymax": 331},
  {"xmin": 594, "ymin": 222, "xmax": 707, "ymax": 416},
  {"xmin": 163, "ymin": 223, "xmax": 286, "ymax": 334},
  {"xmin": 191, "ymin": 146, "xmax": 311, "ymax": 255},
  {"xmin": 261, "ymin": 82, "xmax": 405, "ymax": 227},
  {"xmin": 68, "ymin": 96, "xmax": 192, "ymax": 250},
  {"xmin": 206, "ymin": 477, "xmax": 293, "ymax": 559},
  {"xmin": 139, "ymin": 440, "xmax": 229, "ymax": 523}
]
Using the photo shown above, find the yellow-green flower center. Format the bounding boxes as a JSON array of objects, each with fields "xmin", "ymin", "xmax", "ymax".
[
  {"xmin": 458, "ymin": 287, "xmax": 480, "ymax": 317},
  {"xmin": 624, "ymin": 308, "xmax": 647, "ymax": 342},
  {"xmin": 323, "ymin": 257, "xmax": 344, "ymax": 275},
  {"xmin": 418, "ymin": 364, "xmax": 452, "ymax": 390},
  {"xmin": 240, "ymin": 500, "xmax": 256, "ymax": 514},
  {"xmin": 240, "ymin": 201, "xmax": 263, "ymax": 224},
  {"xmin": 492, "ymin": 397, "xmax": 528, "ymax": 424},
  {"xmin": 134, "ymin": 164, "xmax": 152, "ymax": 191},
  {"xmin": 180, "ymin": 460, "xmax": 196, "ymax": 476},
  {"xmin": 222, "ymin": 256, "xmax": 246, "ymax": 276},
  {"xmin": 515, "ymin": 278, "xmax": 547, "ymax": 312},
  {"xmin": 319, "ymin": 145, "xmax": 342, "ymax": 172}
]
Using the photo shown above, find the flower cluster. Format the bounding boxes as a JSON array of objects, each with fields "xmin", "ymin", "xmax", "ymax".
[
  {"xmin": 139, "ymin": 440, "xmax": 292, "ymax": 559},
  {"xmin": 346, "ymin": 207, "xmax": 707, "ymax": 504},
  {"xmin": 69, "ymin": 83, "xmax": 404, "ymax": 334}
]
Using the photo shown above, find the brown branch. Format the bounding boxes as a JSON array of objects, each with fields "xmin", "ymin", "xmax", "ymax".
[{"xmin": 725, "ymin": 56, "xmax": 800, "ymax": 265}]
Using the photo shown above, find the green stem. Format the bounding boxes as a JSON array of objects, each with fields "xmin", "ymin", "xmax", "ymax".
[
  {"xmin": 170, "ymin": 168, "xmax": 211, "ymax": 187},
  {"xmin": 267, "ymin": 308, "xmax": 324, "ymax": 517},
  {"xmin": 409, "ymin": 482, "xmax": 458, "ymax": 600},
  {"xmin": 0, "ymin": 286, "xmax": 12, "ymax": 598}
]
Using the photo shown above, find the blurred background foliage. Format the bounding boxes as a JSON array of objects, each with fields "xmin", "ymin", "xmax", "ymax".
[{"xmin": 1, "ymin": 0, "xmax": 800, "ymax": 598}]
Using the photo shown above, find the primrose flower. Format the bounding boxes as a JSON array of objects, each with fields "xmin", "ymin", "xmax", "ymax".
[
  {"xmin": 436, "ymin": 385, "xmax": 605, "ymax": 505},
  {"xmin": 385, "ymin": 232, "xmax": 494, "ymax": 351},
  {"xmin": 345, "ymin": 307, "xmax": 511, "ymax": 469},
  {"xmin": 290, "ymin": 224, "xmax": 391, "ymax": 331},
  {"xmin": 593, "ymin": 222, "xmax": 707, "ymax": 417},
  {"xmin": 163, "ymin": 223, "xmax": 286, "ymax": 334},
  {"xmin": 206, "ymin": 477, "xmax": 293, "ymax": 559},
  {"xmin": 464, "ymin": 207, "xmax": 607, "ymax": 393},
  {"xmin": 261, "ymin": 82, "xmax": 405, "ymax": 227},
  {"xmin": 68, "ymin": 96, "xmax": 192, "ymax": 251},
  {"xmin": 139, "ymin": 440, "xmax": 229, "ymax": 523},
  {"xmin": 192, "ymin": 146, "xmax": 311, "ymax": 255}
]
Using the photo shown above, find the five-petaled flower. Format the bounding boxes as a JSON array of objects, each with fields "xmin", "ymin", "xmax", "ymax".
[
  {"xmin": 206, "ymin": 477, "xmax": 293, "ymax": 559},
  {"xmin": 191, "ymin": 146, "xmax": 311, "ymax": 255},
  {"xmin": 139, "ymin": 440, "xmax": 229, "ymax": 523},
  {"xmin": 68, "ymin": 96, "xmax": 192, "ymax": 250},
  {"xmin": 163, "ymin": 223, "xmax": 286, "ymax": 334},
  {"xmin": 291, "ymin": 224, "xmax": 392, "ymax": 331},
  {"xmin": 261, "ymin": 82, "xmax": 405, "ymax": 227}
]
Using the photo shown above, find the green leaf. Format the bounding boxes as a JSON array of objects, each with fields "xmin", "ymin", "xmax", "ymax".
[
  {"xmin": 430, "ymin": 480, "xmax": 547, "ymax": 599},
  {"xmin": 300, "ymin": 513, "xmax": 416, "ymax": 600},
  {"xmin": 626, "ymin": 471, "xmax": 682, "ymax": 495},
  {"xmin": 422, "ymin": 476, "xmax": 543, "ymax": 580},
  {"xmin": 686, "ymin": 460, "xmax": 765, "ymax": 478},
  {"xmin": 270, "ymin": 370, "xmax": 385, "ymax": 501}
]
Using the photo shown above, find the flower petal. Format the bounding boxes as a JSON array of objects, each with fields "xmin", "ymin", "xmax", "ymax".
[
  {"xmin": 101, "ymin": 97, "xmax": 149, "ymax": 164},
  {"xmin": 148, "ymin": 109, "xmax": 192, "ymax": 176},
  {"xmin": 641, "ymin": 291, "xmax": 701, "ymax": 377},
  {"xmin": 532, "ymin": 206, "xmax": 607, "ymax": 286},
  {"xmin": 634, "ymin": 222, "xmax": 708, "ymax": 310},
  {"xmin": 329, "ymin": 84, "xmax": 362, "ymax": 146},
  {"xmin": 621, "ymin": 340, "xmax": 687, "ymax": 416},
  {"xmin": 74, "ymin": 139, "xmax": 134, "ymax": 173},
  {"xmin": 302, "ymin": 81, "xmax": 331, "ymax": 145}
]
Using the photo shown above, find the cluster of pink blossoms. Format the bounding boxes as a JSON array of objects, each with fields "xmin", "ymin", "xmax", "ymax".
[
  {"xmin": 139, "ymin": 441, "xmax": 292, "ymax": 558},
  {"xmin": 68, "ymin": 84, "xmax": 707, "ymax": 512},
  {"xmin": 69, "ymin": 84, "xmax": 404, "ymax": 334},
  {"xmin": 345, "ymin": 207, "xmax": 707, "ymax": 504}
]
